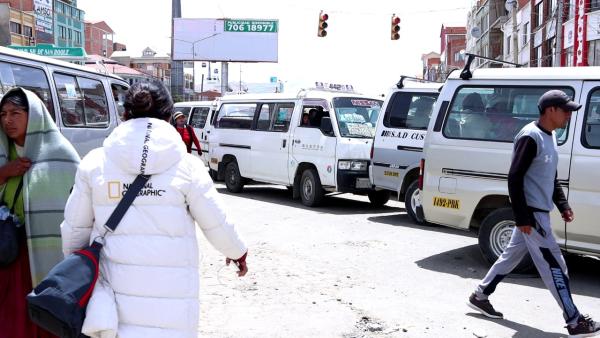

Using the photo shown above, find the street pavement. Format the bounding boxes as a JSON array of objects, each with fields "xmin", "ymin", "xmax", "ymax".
[{"xmin": 197, "ymin": 183, "xmax": 600, "ymax": 338}]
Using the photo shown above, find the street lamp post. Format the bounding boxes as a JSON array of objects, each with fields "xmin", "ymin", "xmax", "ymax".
[{"xmin": 170, "ymin": 36, "xmax": 216, "ymax": 99}]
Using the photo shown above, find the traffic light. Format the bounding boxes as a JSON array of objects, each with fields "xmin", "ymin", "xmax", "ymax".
[
  {"xmin": 391, "ymin": 15, "xmax": 400, "ymax": 40},
  {"xmin": 318, "ymin": 11, "xmax": 328, "ymax": 37}
]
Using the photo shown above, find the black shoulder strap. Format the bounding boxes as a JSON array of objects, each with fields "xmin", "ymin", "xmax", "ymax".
[
  {"xmin": 103, "ymin": 174, "xmax": 150, "ymax": 233},
  {"xmin": 9, "ymin": 178, "xmax": 24, "ymax": 214}
]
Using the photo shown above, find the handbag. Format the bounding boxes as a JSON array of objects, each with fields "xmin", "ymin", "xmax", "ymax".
[
  {"xmin": 0, "ymin": 178, "xmax": 24, "ymax": 267},
  {"xmin": 27, "ymin": 174, "xmax": 150, "ymax": 338}
]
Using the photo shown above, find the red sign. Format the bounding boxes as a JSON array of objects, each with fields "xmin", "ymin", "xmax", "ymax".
[{"xmin": 574, "ymin": 0, "xmax": 589, "ymax": 66}]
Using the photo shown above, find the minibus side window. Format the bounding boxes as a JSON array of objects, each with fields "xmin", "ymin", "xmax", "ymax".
[
  {"xmin": 189, "ymin": 107, "xmax": 210, "ymax": 128},
  {"xmin": 583, "ymin": 88, "xmax": 600, "ymax": 149},
  {"xmin": 444, "ymin": 86, "xmax": 573, "ymax": 144},
  {"xmin": 54, "ymin": 73, "xmax": 110, "ymax": 128},
  {"xmin": 383, "ymin": 92, "xmax": 438, "ymax": 130},
  {"xmin": 272, "ymin": 103, "xmax": 294, "ymax": 132},
  {"xmin": 215, "ymin": 103, "xmax": 256, "ymax": 129},
  {"xmin": 111, "ymin": 83, "xmax": 128, "ymax": 121},
  {"xmin": 0, "ymin": 61, "xmax": 55, "ymax": 120},
  {"xmin": 79, "ymin": 77, "xmax": 109, "ymax": 126}
]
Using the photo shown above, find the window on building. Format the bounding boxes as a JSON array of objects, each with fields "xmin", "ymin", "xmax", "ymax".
[
  {"xmin": 74, "ymin": 31, "xmax": 82, "ymax": 45},
  {"xmin": 549, "ymin": 0, "xmax": 557, "ymax": 15},
  {"xmin": 588, "ymin": 40, "xmax": 600, "ymax": 66},
  {"xmin": 533, "ymin": 45, "xmax": 543, "ymax": 67},
  {"xmin": 522, "ymin": 22, "xmax": 529, "ymax": 46},
  {"xmin": 10, "ymin": 22, "xmax": 22, "ymax": 35},
  {"xmin": 58, "ymin": 25, "xmax": 67, "ymax": 40},
  {"xmin": 565, "ymin": 47, "xmax": 574, "ymax": 66},
  {"xmin": 546, "ymin": 37, "xmax": 555, "ymax": 66},
  {"xmin": 67, "ymin": 28, "xmax": 72, "ymax": 42},
  {"xmin": 591, "ymin": 0, "xmax": 600, "ymax": 12},
  {"xmin": 23, "ymin": 26, "xmax": 33, "ymax": 37},
  {"xmin": 506, "ymin": 36, "xmax": 511, "ymax": 55},
  {"xmin": 55, "ymin": 2, "xmax": 63, "ymax": 13},
  {"xmin": 443, "ymin": 86, "xmax": 573, "ymax": 144},
  {"xmin": 535, "ymin": 1, "xmax": 544, "ymax": 27},
  {"xmin": 0, "ymin": 61, "xmax": 55, "ymax": 120}
]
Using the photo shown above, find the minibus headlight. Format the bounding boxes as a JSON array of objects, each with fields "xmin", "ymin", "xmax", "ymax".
[
  {"xmin": 338, "ymin": 160, "xmax": 351, "ymax": 170},
  {"xmin": 350, "ymin": 161, "xmax": 368, "ymax": 171}
]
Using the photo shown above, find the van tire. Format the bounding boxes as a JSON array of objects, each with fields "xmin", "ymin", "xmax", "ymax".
[
  {"xmin": 368, "ymin": 190, "xmax": 390, "ymax": 207},
  {"xmin": 300, "ymin": 168, "xmax": 324, "ymax": 207},
  {"xmin": 225, "ymin": 161, "xmax": 244, "ymax": 193},
  {"xmin": 405, "ymin": 180, "xmax": 425, "ymax": 224},
  {"xmin": 478, "ymin": 208, "xmax": 534, "ymax": 273}
]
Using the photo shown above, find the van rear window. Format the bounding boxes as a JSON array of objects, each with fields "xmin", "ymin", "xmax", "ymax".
[
  {"xmin": 444, "ymin": 86, "xmax": 574, "ymax": 145},
  {"xmin": 383, "ymin": 92, "xmax": 438, "ymax": 130},
  {"xmin": 215, "ymin": 103, "xmax": 256, "ymax": 130}
]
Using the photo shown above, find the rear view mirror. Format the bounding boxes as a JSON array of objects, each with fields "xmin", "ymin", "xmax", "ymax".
[{"xmin": 320, "ymin": 117, "xmax": 334, "ymax": 136}]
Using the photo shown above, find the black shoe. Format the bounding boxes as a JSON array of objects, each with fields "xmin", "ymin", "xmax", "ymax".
[
  {"xmin": 467, "ymin": 293, "xmax": 503, "ymax": 319},
  {"xmin": 567, "ymin": 315, "xmax": 600, "ymax": 337}
]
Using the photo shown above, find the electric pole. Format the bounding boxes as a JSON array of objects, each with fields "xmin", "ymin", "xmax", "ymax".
[
  {"xmin": 555, "ymin": 0, "xmax": 563, "ymax": 66},
  {"xmin": 511, "ymin": 0, "xmax": 519, "ymax": 64}
]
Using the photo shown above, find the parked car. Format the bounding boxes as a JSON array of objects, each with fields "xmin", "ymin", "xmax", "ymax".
[
  {"xmin": 421, "ymin": 54, "xmax": 600, "ymax": 267},
  {"xmin": 370, "ymin": 76, "xmax": 440, "ymax": 223}
]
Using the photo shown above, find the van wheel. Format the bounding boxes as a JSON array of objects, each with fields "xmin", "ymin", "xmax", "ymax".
[
  {"xmin": 479, "ymin": 208, "xmax": 534, "ymax": 273},
  {"xmin": 368, "ymin": 190, "xmax": 390, "ymax": 207},
  {"xmin": 300, "ymin": 168, "xmax": 324, "ymax": 207},
  {"xmin": 225, "ymin": 161, "xmax": 244, "ymax": 193},
  {"xmin": 405, "ymin": 180, "xmax": 425, "ymax": 225}
]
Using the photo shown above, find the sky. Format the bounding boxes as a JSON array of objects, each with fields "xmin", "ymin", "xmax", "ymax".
[{"xmin": 78, "ymin": 0, "xmax": 475, "ymax": 96}]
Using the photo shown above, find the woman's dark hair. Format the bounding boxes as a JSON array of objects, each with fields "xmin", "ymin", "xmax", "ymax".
[
  {"xmin": 123, "ymin": 80, "xmax": 173, "ymax": 120},
  {"xmin": 0, "ymin": 89, "xmax": 29, "ymax": 113}
]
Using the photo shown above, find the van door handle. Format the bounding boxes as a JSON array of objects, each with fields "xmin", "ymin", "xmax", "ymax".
[{"xmin": 282, "ymin": 139, "xmax": 287, "ymax": 148}]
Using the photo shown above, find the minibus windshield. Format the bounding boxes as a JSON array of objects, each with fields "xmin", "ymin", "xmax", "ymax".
[{"xmin": 332, "ymin": 97, "xmax": 383, "ymax": 138}]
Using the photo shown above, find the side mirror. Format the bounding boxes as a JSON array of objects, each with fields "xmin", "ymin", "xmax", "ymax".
[{"xmin": 320, "ymin": 116, "xmax": 334, "ymax": 136}]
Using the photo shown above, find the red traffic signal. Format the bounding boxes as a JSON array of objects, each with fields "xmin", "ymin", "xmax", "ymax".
[
  {"xmin": 318, "ymin": 11, "xmax": 328, "ymax": 37},
  {"xmin": 391, "ymin": 15, "xmax": 400, "ymax": 40}
]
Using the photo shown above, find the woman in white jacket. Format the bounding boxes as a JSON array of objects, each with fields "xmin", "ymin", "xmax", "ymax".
[{"xmin": 60, "ymin": 80, "xmax": 248, "ymax": 338}]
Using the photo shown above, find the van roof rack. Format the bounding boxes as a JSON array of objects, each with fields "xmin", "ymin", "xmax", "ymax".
[
  {"xmin": 460, "ymin": 53, "xmax": 522, "ymax": 80},
  {"xmin": 396, "ymin": 76, "xmax": 440, "ymax": 89}
]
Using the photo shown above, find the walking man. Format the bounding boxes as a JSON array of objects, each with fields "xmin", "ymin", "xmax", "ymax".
[{"xmin": 467, "ymin": 90, "xmax": 600, "ymax": 337}]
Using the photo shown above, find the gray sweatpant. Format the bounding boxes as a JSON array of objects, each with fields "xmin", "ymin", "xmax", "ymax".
[{"xmin": 474, "ymin": 211, "xmax": 580, "ymax": 325}]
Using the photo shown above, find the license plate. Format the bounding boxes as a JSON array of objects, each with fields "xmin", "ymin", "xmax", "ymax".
[
  {"xmin": 355, "ymin": 178, "xmax": 371, "ymax": 189},
  {"xmin": 433, "ymin": 197, "xmax": 460, "ymax": 209}
]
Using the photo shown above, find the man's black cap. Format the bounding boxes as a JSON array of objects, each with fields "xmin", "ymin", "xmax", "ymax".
[{"xmin": 538, "ymin": 90, "xmax": 582, "ymax": 112}]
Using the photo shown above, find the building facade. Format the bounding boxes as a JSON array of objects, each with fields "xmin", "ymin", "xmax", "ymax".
[
  {"xmin": 84, "ymin": 20, "xmax": 113, "ymax": 57},
  {"xmin": 466, "ymin": 0, "xmax": 508, "ymax": 67},
  {"xmin": 440, "ymin": 25, "xmax": 467, "ymax": 79},
  {"xmin": 53, "ymin": 0, "xmax": 84, "ymax": 49},
  {"xmin": 0, "ymin": 2, "xmax": 35, "ymax": 47},
  {"xmin": 501, "ymin": 0, "xmax": 531, "ymax": 66},
  {"xmin": 421, "ymin": 52, "xmax": 441, "ymax": 81}
]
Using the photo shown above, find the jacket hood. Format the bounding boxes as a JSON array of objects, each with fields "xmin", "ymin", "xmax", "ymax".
[{"xmin": 104, "ymin": 118, "xmax": 185, "ymax": 175}]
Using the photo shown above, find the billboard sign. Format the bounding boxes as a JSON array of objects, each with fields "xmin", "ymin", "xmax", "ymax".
[
  {"xmin": 34, "ymin": 0, "xmax": 53, "ymax": 43},
  {"xmin": 172, "ymin": 18, "xmax": 278, "ymax": 62}
]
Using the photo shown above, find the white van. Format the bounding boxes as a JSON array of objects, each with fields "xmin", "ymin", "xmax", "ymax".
[
  {"xmin": 370, "ymin": 77, "xmax": 440, "ymax": 223},
  {"xmin": 421, "ymin": 56, "xmax": 600, "ymax": 266},
  {"xmin": 208, "ymin": 86, "xmax": 386, "ymax": 207},
  {"xmin": 0, "ymin": 46, "xmax": 129, "ymax": 156},
  {"xmin": 173, "ymin": 100, "xmax": 217, "ymax": 165}
]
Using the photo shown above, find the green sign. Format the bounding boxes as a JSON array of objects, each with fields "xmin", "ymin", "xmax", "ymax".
[
  {"xmin": 8, "ymin": 44, "xmax": 86, "ymax": 58},
  {"xmin": 224, "ymin": 20, "xmax": 278, "ymax": 33}
]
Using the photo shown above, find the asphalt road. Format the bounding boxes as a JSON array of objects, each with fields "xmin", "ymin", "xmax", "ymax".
[{"xmin": 197, "ymin": 183, "xmax": 600, "ymax": 338}]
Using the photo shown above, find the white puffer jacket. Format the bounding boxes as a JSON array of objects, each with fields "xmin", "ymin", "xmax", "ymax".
[{"xmin": 60, "ymin": 118, "xmax": 247, "ymax": 338}]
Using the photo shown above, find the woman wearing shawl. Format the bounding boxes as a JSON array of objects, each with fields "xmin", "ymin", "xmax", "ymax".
[{"xmin": 0, "ymin": 88, "xmax": 80, "ymax": 337}]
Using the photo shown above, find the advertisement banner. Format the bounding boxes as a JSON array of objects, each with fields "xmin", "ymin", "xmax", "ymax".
[
  {"xmin": 574, "ymin": 0, "xmax": 589, "ymax": 66},
  {"xmin": 34, "ymin": 0, "xmax": 53, "ymax": 34}
]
